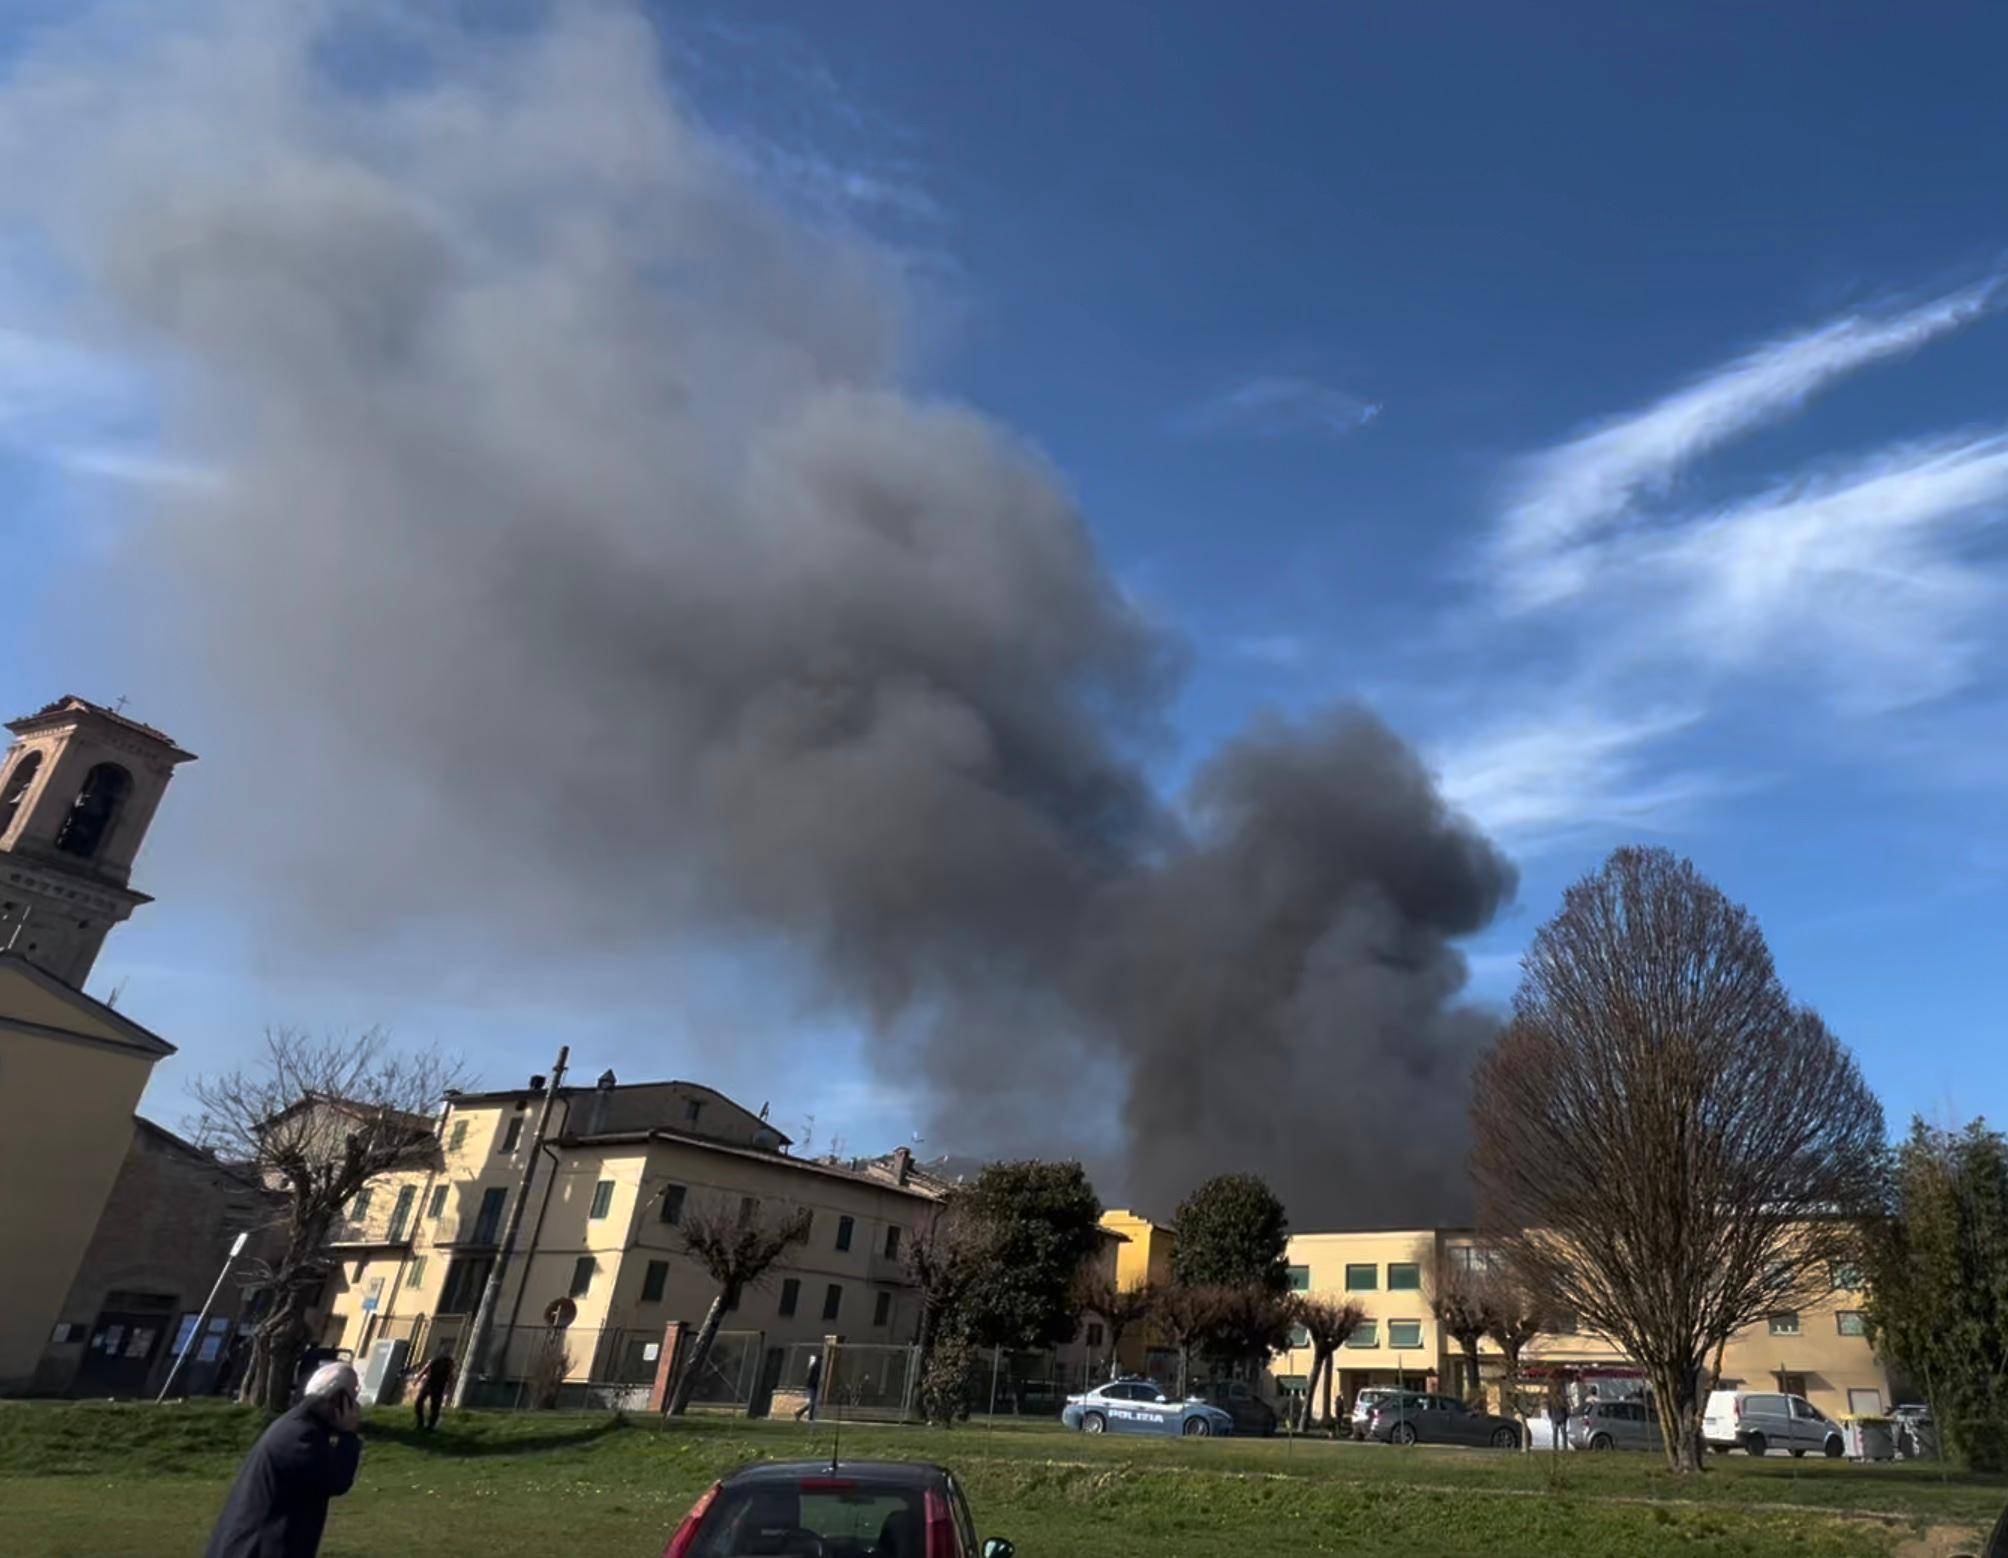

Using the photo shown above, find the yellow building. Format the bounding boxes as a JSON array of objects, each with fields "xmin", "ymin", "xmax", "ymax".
[
  {"xmin": 0, "ymin": 696, "xmax": 191, "ymax": 1395},
  {"xmin": 0, "ymin": 955, "xmax": 177, "ymax": 1392},
  {"xmin": 1270, "ymin": 1228, "xmax": 1893, "ymax": 1424},
  {"xmin": 1101, "ymin": 1208, "xmax": 1174, "ymax": 1292},
  {"xmin": 312, "ymin": 1074, "xmax": 944, "ymax": 1406}
]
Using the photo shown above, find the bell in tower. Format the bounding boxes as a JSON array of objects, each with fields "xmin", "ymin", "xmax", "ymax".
[{"xmin": 0, "ymin": 696, "xmax": 195, "ymax": 989}]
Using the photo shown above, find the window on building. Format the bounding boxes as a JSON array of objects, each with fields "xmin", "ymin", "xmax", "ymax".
[
  {"xmin": 570, "ymin": 1257, "xmax": 596, "ymax": 1298},
  {"xmin": 779, "ymin": 1278, "xmax": 800, "ymax": 1317},
  {"xmin": 387, "ymin": 1185, "xmax": 417, "ymax": 1241},
  {"xmin": 1287, "ymin": 1265, "xmax": 1310, "ymax": 1292},
  {"xmin": 54, "ymin": 762, "xmax": 131, "ymax": 859},
  {"xmin": 408, "ymin": 1257, "xmax": 427, "ymax": 1288},
  {"xmin": 1388, "ymin": 1263, "xmax": 1421, "ymax": 1292},
  {"xmin": 874, "ymin": 1291, "xmax": 892, "ymax": 1327},
  {"xmin": 1388, "ymin": 1320, "xmax": 1424, "ymax": 1350},
  {"xmin": 472, "ymin": 1186, "xmax": 506, "ymax": 1244},
  {"xmin": 822, "ymin": 1283, "xmax": 842, "ymax": 1321},
  {"xmin": 739, "ymin": 1195, "xmax": 758, "ymax": 1224},
  {"xmin": 1832, "ymin": 1262, "xmax": 1864, "ymax": 1291},
  {"xmin": 685, "ymin": 1098, "xmax": 705, "ymax": 1125},
  {"xmin": 1288, "ymin": 1324, "xmax": 1311, "ymax": 1349},
  {"xmin": 1837, "ymin": 1310, "xmax": 1866, "ymax": 1337},
  {"xmin": 1086, "ymin": 1322, "xmax": 1105, "ymax": 1347},
  {"xmin": 1344, "ymin": 1263, "xmax": 1377, "ymax": 1292},
  {"xmin": 835, "ymin": 1216, "xmax": 854, "ymax": 1252},
  {"xmin": 0, "ymin": 749, "xmax": 42, "ymax": 838},
  {"xmin": 438, "ymin": 1258, "xmax": 491, "ymax": 1314},
  {"xmin": 884, "ymin": 1226, "xmax": 902, "ymax": 1260},
  {"xmin": 351, "ymin": 1189, "xmax": 373, "ymax": 1222},
  {"xmin": 659, "ymin": 1184, "xmax": 686, "ymax": 1224},
  {"xmin": 448, "ymin": 1120, "xmax": 469, "ymax": 1152},
  {"xmin": 641, "ymin": 1260, "xmax": 669, "ymax": 1303},
  {"xmin": 501, "ymin": 1117, "xmax": 524, "ymax": 1153},
  {"xmin": 590, "ymin": 1181, "xmax": 615, "ymax": 1219},
  {"xmin": 1769, "ymin": 1311, "xmax": 1801, "ymax": 1336},
  {"xmin": 1450, "ymin": 1246, "xmax": 1498, "ymax": 1276},
  {"xmin": 428, "ymin": 1185, "xmax": 448, "ymax": 1219},
  {"xmin": 1346, "ymin": 1320, "xmax": 1379, "ymax": 1349}
]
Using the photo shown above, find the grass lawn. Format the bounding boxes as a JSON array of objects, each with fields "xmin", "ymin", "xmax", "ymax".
[{"xmin": 2, "ymin": 1402, "xmax": 2003, "ymax": 1557}]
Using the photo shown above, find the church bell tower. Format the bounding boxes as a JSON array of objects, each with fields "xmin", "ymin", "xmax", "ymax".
[{"xmin": 0, "ymin": 696, "xmax": 195, "ymax": 989}]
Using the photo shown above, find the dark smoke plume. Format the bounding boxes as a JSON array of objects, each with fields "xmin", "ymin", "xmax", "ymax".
[{"xmin": 0, "ymin": 3, "xmax": 1513, "ymax": 1223}]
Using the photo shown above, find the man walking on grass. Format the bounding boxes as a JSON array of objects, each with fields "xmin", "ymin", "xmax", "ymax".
[{"xmin": 406, "ymin": 1346, "xmax": 457, "ymax": 1431}]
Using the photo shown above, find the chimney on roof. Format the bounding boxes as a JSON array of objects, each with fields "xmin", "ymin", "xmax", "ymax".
[
  {"xmin": 892, "ymin": 1146, "xmax": 912, "ymax": 1186},
  {"xmin": 588, "ymin": 1068, "xmax": 616, "ymax": 1135},
  {"xmin": 529, "ymin": 1074, "xmax": 546, "ymax": 1092}
]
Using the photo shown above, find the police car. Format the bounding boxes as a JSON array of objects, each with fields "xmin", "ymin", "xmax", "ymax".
[{"xmin": 1060, "ymin": 1378, "xmax": 1235, "ymax": 1438}]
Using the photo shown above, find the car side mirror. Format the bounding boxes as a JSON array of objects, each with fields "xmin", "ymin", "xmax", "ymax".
[{"xmin": 983, "ymin": 1541, "xmax": 1015, "ymax": 1558}]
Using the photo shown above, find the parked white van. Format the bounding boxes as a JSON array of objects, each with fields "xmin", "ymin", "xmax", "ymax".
[{"xmin": 1702, "ymin": 1390, "xmax": 1845, "ymax": 1458}]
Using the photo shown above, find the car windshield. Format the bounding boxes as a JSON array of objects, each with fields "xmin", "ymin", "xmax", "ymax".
[{"xmin": 691, "ymin": 1481, "xmax": 924, "ymax": 1558}]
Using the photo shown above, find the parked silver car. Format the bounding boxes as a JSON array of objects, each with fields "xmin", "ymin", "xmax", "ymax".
[
  {"xmin": 1566, "ymin": 1398, "xmax": 1664, "ymax": 1452},
  {"xmin": 1349, "ymin": 1388, "xmax": 1401, "ymax": 1440}
]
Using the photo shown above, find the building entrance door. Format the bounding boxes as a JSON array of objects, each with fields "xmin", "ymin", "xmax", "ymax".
[{"xmin": 75, "ymin": 1291, "xmax": 177, "ymax": 1396}]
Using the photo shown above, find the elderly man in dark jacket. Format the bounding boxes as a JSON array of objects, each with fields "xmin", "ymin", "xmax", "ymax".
[{"xmin": 205, "ymin": 1361, "xmax": 364, "ymax": 1558}]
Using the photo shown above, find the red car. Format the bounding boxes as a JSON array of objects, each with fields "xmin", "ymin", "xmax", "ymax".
[{"xmin": 663, "ymin": 1459, "xmax": 1015, "ymax": 1558}]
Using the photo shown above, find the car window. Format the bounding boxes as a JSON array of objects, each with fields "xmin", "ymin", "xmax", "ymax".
[
  {"xmin": 1791, "ymin": 1398, "xmax": 1821, "ymax": 1420},
  {"xmin": 692, "ymin": 1484, "xmax": 923, "ymax": 1558}
]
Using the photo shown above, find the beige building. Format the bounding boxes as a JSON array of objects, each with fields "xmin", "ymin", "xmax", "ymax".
[
  {"xmin": 311, "ymin": 1073, "xmax": 945, "ymax": 1406},
  {"xmin": 0, "ymin": 695, "xmax": 196, "ymax": 1396},
  {"xmin": 0, "ymin": 955, "xmax": 178, "ymax": 1392},
  {"xmin": 1271, "ymin": 1228, "xmax": 1893, "ymax": 1423}
]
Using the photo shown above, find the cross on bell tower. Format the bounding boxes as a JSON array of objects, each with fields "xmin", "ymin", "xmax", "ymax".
[{"xmin": 0, "ymin": 696, "xmax": 195, "ymax": 988}]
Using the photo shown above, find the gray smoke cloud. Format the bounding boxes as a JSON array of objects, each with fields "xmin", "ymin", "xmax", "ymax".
[{"xmin": 1, "ymin": 2, "xmax": 1513, "ymax": 1223}]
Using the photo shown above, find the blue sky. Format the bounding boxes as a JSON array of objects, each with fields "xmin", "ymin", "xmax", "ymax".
[{"xmin": 3, "ymin": 2, "xmax": 2004, "ymax": 1161}]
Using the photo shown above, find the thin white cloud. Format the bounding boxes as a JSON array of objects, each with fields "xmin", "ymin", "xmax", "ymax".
[
  {"xmin": 1174, "ymin": 374, "xmax": 1381, "ymax": 440},
  {"xmin": 1432, "ymin": 703, "xmax": 1732, "ymax": 847},
  {"xmin": 1642, "ymin": 431, "xmax": 2008, "ymax": 710},
  {"xmin": 1227, "ymin": 632, "xmax": 1310, "ymax": 668},
  {"xmin": 0, "ymin": 322, "xmax": 206, "ymax": 486},
  {"xmin": 1496, "ymin": 280, "xmax": 2000, "ymax": 608}
]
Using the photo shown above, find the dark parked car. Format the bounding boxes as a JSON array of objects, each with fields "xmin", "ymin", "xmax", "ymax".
[
  {"xmin": 662, "ymin": 1460, "xmax": 1014, "ymax": 1558},
  {"xmin": 1194, "ymin": 1379, "xmax": 1278, "ymax": 1437},
  {"xmin": 1365, "ymin": 1391, "xmax": 1524, "ymax": 1450}
]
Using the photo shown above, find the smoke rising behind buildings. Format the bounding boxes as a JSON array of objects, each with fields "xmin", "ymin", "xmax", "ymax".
[{"xmin": 1, "ymin": 3, "xmax": 1514, "ymax": 1223}]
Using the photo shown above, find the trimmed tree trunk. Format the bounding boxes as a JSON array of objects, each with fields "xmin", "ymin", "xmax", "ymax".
[
  {"xmin": 1459, "ymin": 1337, "xmax": 1483, "ymax": 1404},
  {"xmin": 1317, "ymin": 1346, "xmax": 1337, "ymax": 1435},
  {"xmin": 667, "ymin": 1285, "xmax": 735, "ymax": 1417},
  {"xmin": 1648, "ymin": 1356, "xmax": 1707, "ymax": 1473}
]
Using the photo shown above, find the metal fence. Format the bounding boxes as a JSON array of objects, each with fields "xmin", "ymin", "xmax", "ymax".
[
  {"xmin": 679, "ymin": 1329, "xmax": 764, "ymax": 1410},
  {"xmin": 777, "ymin": 1341, "xmax": 917, "ymax": 1421}
]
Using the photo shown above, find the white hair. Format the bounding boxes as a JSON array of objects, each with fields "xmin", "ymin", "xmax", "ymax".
[{"xmin": 304, "ymin": 1362, "xmax": 360, "ymax": 1401}]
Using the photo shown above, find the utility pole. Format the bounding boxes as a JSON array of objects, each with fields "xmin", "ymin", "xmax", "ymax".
[
  {"xmin": 157, "ymin": 1231, "xmax": 249, "ymax": 1401},
  {"xmin": 453, "ymin": 1046, "xmax": 568, "ymax": 1408}
]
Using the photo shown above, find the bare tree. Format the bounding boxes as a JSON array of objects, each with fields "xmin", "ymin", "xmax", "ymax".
[
  {"xmin": 1293, "ymin": 1295, "xmax": 1369, "ymax": 1435},
  {"xmin": 1428, "ymin": 1267, "xmax": 1492, "ymax": 1405},
  {"xmin": 667, "ymin": 1197, "xmax": 812, "ymax": 1415},
  {"xmin": 1072, "ymin": 1271, "xmax": 1156, "ymax": 1381},
  {"xmin": 190, "ymin": 1028, "xmax": 461, "ymax": 1411},
  {"xmin": 1476, "ymin": 1268, "xmax": 1545, "ymax": 1450},
  {"xmin": 1148, "ymin": 1283, "xmax": 1223, "ymax": 1399},
  {"xmin": 1471, "ymin": 847, "xmax": 1884, "ymax": 1473}
]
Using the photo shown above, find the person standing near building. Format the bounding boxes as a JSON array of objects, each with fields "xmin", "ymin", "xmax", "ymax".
[
  {"xmin": 204, "ymin": 1361, "xmax": 364, "ymax": 1558},
  {"xmin": 794, "ymin": 1349, "xmax": 823, "ymax": 1422},
  {"xmin": 1546, "ymin": 1379, "xmax": 1570, "ymax": 1453},
  {"xmin": 406, "ymin": 1346, "xmax": 457, "ymax": 1431}
]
